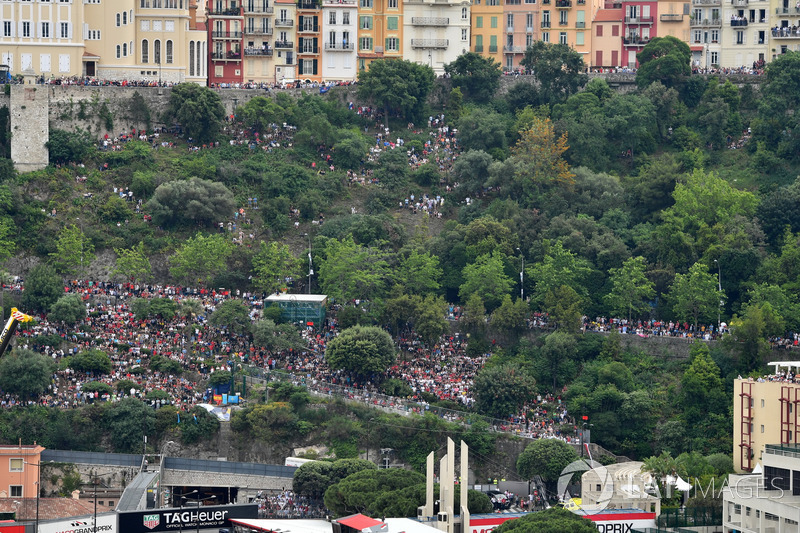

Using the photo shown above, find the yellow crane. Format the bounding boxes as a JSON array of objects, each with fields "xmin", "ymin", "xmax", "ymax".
[{"xmin": 0, "ymin": 307, "xmax": 33, "ymax": 358}]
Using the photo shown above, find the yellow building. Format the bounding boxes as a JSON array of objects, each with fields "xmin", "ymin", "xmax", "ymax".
[
  {"xmin": 472, "ymin": 0, "xmax": 504, "ymax": 64},
  {"xmin": 357, "ymin": 0, "xmax": 403, "ymax": 71},
  {"xmin": 733, "ymin": 364, "xmax": 800, "ymax": 473},
  {"xmin": 0, "ymin": 0, "xmax": 205, "ymax": 83},
  {"xmin": 544, "ymin": 0, "xmax": 600, "ymax": 64},
  {"xmin": 656, "ymin": 0, "xmax": 690, "ymax": 42}
]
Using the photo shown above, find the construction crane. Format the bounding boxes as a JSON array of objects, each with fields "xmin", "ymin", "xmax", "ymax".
[{"xmin": 0, "ymin": 307, "xmax": 33, "ymax": 358}]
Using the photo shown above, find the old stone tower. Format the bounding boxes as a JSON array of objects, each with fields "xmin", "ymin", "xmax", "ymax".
[{"xmin": 10, "ymin": 69, "xmax": 49, "ymax": 172}]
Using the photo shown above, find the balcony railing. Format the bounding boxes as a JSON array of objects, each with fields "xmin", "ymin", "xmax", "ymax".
[
  {"xmin": 503, "ymin": 45, "xmax": 524, "ymax": 52},
  {"xmin": 411, "ymin": 38, "xmax": 448, "ymax": 48},
  {"xmin": 576, "ymin": 21, "xmax": 585, "ymax": 27},
  {"xmin": 212, "ymin": 31, "xmax": 243, "ymax": 38},
  {"xmin": 623, "ymin": 37, "xmax": 650, "ymax": 45},
  {"xmin": 274, "ymin": 40, "xmax": 294, "ymax": 47},
  {"xmin": 541, "ymin": 20, "xmax": 551, "ymax": 27},
  {"xmin": 625, "ymin": 16, "xmax": 654, "ymax": 23},
  {"xmin": 244, "ymin": 47, "xmax": 274, "ymax": 55},
  {"xmin": 324, "ymin": 42, "xmax": 355, "ymax": 50},
  {"xmin": 730, "ymin": 18, "xmax": 748, "ymax": 25},
  {"xmin": 474, "ymin": 44, "xmax": 483, "ymax": 52},
  {"xmin": 323, "ymin": 0, "xmax": 357, "ymax": 4},
  {"xmin": 506, "ymin": 25, "xmax": 514, "ymax": 32},
  {"xmin": 526, "ymin": 25, "xmax": 534, "ymax": 32},
  {"xmin": 691, "ymin": 0, "xmax": 721, "ymax": 4},
  {"xmin": 411, "ymin": 16, "xmax": 450, "ymax": 25},
  {"xmin": 556, "ymin": 0, "xmax": 571, "ymax": 6},
  {"xmin": 298, "ymin": 25, "xmax": 320, "ymax": 32},
  {"xmin": 732, "ymin": 0, "xmax": 748, "ymax": 5},
  {"xmin": 489, "ymin": 44, "xmax": 498, "ymax": 52},
  {"xmin": 776, "ymin": 6, "xmax": 800, "ymax": 14},
  {"xmin": 211, "ymin": 51, "xmax": 243, "ymax": 60},
  {"xmin": 297, "ymin": 46, "xmax": 319, "ymax": 53},
  {"xmin": 690, "ymin": 17, "xmax": 722, "ymax": 25},
  {"xmin": 275, "ymin": 18, "xmax": 294, "ymax": 26},
  {"xmin": 660, "ymin": 13, "xmax": 684, "ymax": 21},
  {"xmin": 773, "ymin": 28, "xmax": 800, "ymax": 37},
  {"xmin": 244, "ymin": 5, "xmax": 274, "ymax": 13},
  {"xmin": 558, "ymin": 19, "xmax": 568, "ymax": 25},
  {"xmin": 246, "ymin": 26, "xmax": 274, "ymax": 34},
  {"xmin": 297, "ymin": 1, "xmax": 321, "ymax": 8},
  {"xmin": 209, "ymin": 7, "xmax": 243, "ymax": 15}
]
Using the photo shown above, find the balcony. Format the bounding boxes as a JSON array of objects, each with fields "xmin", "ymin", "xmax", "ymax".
[
  {"xmin": 623, "ymin": 37, "xmax": 650, "ymax": 46},
  {"xmin": 244, "ymin": 5, "xmax": 274, "ymax": 13},
  {"xmin": 542, "ymin": 0, "xmax": 550, "ymax": 4},
  {"xmin": 411, "ymin": 16, "xmax": 450, "ymax": 25},
  {"xmin": 556, "ymin": 0, "xmax": 571, "ymax": 6},
  {"xmin": 690, "ymin": 17, "xmax": 722, "ymax": 25},
  {"xmin": 776, "ymin": 6, "xmax": 800, "ymax": 14},
  {"xmin": 298, "ymin": 25, "xmax": 320, "ymax": 32},
  {"xmin": 772, "ymin": 27, "xmax": 800, "ymax": 37},
  {"xmin": 731, "ymin": 0, "xmax": 748, "ymax": 5},
  {"xmin": 324, "ymin": 42, "xmax": 355, "ymax": 50},
  {"xmin": 411, "ymin": 39, "xmax": 449, "ymax": 48},
  {"xmin": 247, "ymin": 27, "xmax": 274, "ymax": 34},
  {"xmin": 212, "ymin": 31, "xmax": 243, "ymax": 38},
  {"xmin": 660, "ymin": 13, "xmax": 684, "ymax": 21},
  {"xmin": 504, "ymin": 45, "xmax": 524, "ymax": 52},
  {"xmin": 208, "ymin": 7, "xmax": 242, "ymax": 16},
  {"xmin": 489, "ymin": 44, "xmax": 498, "ymax": 52},
  {"xmin": 506, "ymin": 25, "xmax": 514, "ymax": 32},
  {"xmin": 298, "ymin": 46, "xmax": 319, "ymax": 53},
  {"xmin": 244, "ymin": 47, "xmax": 274, "ymax": 55},
  {"xmin": 297, "ymin": 1, "xmax": 321, "ymax": 8},
  {"xmin": 323, "ymin": 0, "xmax": 357, "ymax": 4},
  {"xmin": 475, "ymin": 44, "xmax": 484, "ymax": 52},
  {"xmin": 559, "ymin": 19, "xmax": 568, "ymax": 25},
  {"xmin": 275, "ymin": 18, "xmax": 294, "ymax": 26},
  {"xmin": 526, "ymin": 25, "xmax": 534, "ymax": 32},
  {"xmin": 541, "ymin": 20, "xmax": 551, "ymax": 27},
  {"xmin": 211, "ymin": 51, "xmax": 242, "ymax": 61},
  {"xmin": 576, "ymin": 20, "xmax": 585, "ymax": 27},
  {"xmin": 274, "ymin": 40, "xmax": 294, "ymax": 47},
  {"xmin": 625, "ymin": 15, "xmax": 654, "ymax": 23},
  {"xmin": 730, "ymin": 18, "xmax": 748, "ymax": 25},
  {"xmin": 691, "ymin": 0, "xmax": 720, "ymax": 4}
]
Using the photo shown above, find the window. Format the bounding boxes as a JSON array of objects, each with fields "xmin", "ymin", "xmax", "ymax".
[
  {"xmin": 22, "ymin": 21, "xmax": 30, "ymax": 37},
  {"xmin": 541, "ymin": 11, "xmax": 550, "ymax": 26},
  {"xmin": 611, "ymin": 24, "xmax": 618, "ymax": 36},
  {"xmin": 542, "ymin": 31, "xmax": 551, "ymax": 41},
  {"xmin": 142, "ymin": 40, "xmax": 149, "ymax": 63},
  {"xmin": 692, "ymin": 29, "xmax": 701, "ymax": 42},
  {"xmin": 123, "ymin": 42, "xmax": 127, "ymax": 56},
  {"xmin": 329, "ymin": 11, "xmax": 336, "ymax": 24},
  {"xmin": 736, "ymin": 29, "xmax": 744, "ymax": 43},
  {"xmin": 559, "ymin": 11, "xmax": 567, "ymax": 24},
  {"xmin": 507, "ymin": 13, "xmax": 514, "ymax": 28},
  {"xmin": 388, "ymin": 0, "xmax": 397, "ymax": 7},
  {"xmin": 526, "ymin": 34, "xmax": 533, "ymax": 45},
  {"xmin": 576, "ymin": 31, "xmax": 583, "ymax": 45},
  {"xmin": 142, "ymin": 20, "xmax": 150, "ymax": 31},
  {"xmin": 359, "ymin": 36, "xmax": 372, "ymax": 50},
  {"xmin": 9, "ymin": 459, "xmax": 23, "ymax": 472},
  {"xmin": 761, "ymin": 399, "xmax": 765, "ymax": 408},
  {"xmin": 153, "ymin": 20, "xmax": 162, "ymax": 31},
  {"xmin": 60, "ymin": 22, "xmax": 69, "ymax": 38},
  {"xmin": 154, "ymin": 39, "xmax": 161, "ymax": 64},
  {"xmin": 710, "ymin": 50, "xmax": 717, "ymax": 64},
  {"xmin": 3, "ymin": 21, "xmax": 11, "ymax": 37},
  {"xmin": 342, "ymin": 12, "xmax": 349, "ymax": 24},
  {"xmin": 596, "ymin": 24, "xmax": 603, "ymax": 36},
  {"xmin": 41, "ymin": 22, "xmax": 50, "ymax": 38},
  {"xmin": 475, "ymin": 34, "xmax": 483, "ymax": 51},
  {"xmin": 711, "ymin": 29, "xmax": 718, "ymax": 42},
  {"xmin": 526, "ymin": 13, "xmax": 533, "ymax": 29},
  {"xmin": 559, "ymin": 31, "xmax": 567, "ymax": 44},
  {"xmin": 385, "ymin": 36, "xmax": 398, "ymax": 50},
  {"xmin": 359, "ymin": 16, "xmax": 371, "ymax": 29},
  {"xmin": 476, "ymin": 16, "xmax": 483, "ymax": 28},
  {"xmin": 123, "ymin": 12, "xmax": 127, "ymax": 24},
  {"xmin": 116, "ymin": 13, "xmax": 121, "ymax": 26},
  {"xmin": 387, "ymin": 16, "xmax": 397, "ymax": 30},
  {"xmin": 360, "ymin": 0, "xmax": 371, "ymax": 7},
  {"xmin": 462, "ymin": 7, "xmax": 468, "ymax": 19},
  {"xmin": 489, "ymin": 34, "xmax": 497, "ymax": 52},
  {"xmin": 165, "ymin": 21, "xmax": 174, "ymax": 31},
  {"xmin": 10, "ymin": 486, "xmax": 21, "ymax": 498},
  {"xmin": 166, "ymin": 40, "xmax": 173, "ymax": 63},
  {"xmin": 761, "ymin": 425, "xmax": 765, "ymax": 433},
  {"xmin": 461, "ymin": 28, "xmax": 467, "ymax": 40},
  {"xmin": 490, "ymin": 16, "xmax": 497, "ymax": 28}
]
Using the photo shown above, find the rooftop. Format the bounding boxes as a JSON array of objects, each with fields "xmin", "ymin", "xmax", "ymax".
[{"xmin": 594, "ymin": 8, "xmax": 624, "ymax": 21}]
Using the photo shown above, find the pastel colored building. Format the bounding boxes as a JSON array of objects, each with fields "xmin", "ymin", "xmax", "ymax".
[
  {"xmin": 320, "ymin": 0, "xmax": 358, "ymax": 81},
  {"xmin": 621, "ymin": 0, "xmax": 658, "ymax": 66},
  {"xmin": 472, "ymin": 0, "xmax": 504, "ymax": 64},
  {"xmin": 591, "ymin": 7, "xmax": 623, "ymax": 67},
  {"xmin": 356, "ymin": 0, "xmax": 403, "ymax": 71},
  {"xmin": 656, "ymin": 0, "xmax": 690, "ymax": 44},
  {"xmin": 689, "ymin": 0, "xmax": 722, "ymax": 68},
  {"xmin": 720, "ymin": 0, "xmax": 769, "ymax": 67},
  {"xmin": 208, "ymin": 0, "xmax": 243, "ymax": 85},
  {"xmin": 297, "ymin": 0, "xmax": 323, "ymax": 80},
  {"xmin": 0, "ymin": 444, "xmax": 44, "ymax": 500},
  {"xmin": 403, "ymin": 0, "xmax": 471, "ymax": 74},
  {"xmin": 503, "ymin": 0, "xmax": 539, "ymax": 70}
]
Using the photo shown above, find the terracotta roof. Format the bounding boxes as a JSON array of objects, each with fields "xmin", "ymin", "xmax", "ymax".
[
  {"xmin": 594, "ymin": 8, "xmax": 624, "ymax": 21},
  {"xmin": 0, "ymin": 498, "xmax": 95, "ymax": 521}
]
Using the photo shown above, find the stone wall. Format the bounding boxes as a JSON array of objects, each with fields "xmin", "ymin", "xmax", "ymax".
[{"xmin": 10, "ymin": 83, "xmax": 49, "ymax": 172}]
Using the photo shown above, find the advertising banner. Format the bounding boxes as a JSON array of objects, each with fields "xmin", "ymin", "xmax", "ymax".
[
  {"xmin": 38, "ymin": 514, "xmax": 117, "ymax": 533},
  {"xmin": 118, "ymin": 504, "xmax": 258, "ymax": 533}
]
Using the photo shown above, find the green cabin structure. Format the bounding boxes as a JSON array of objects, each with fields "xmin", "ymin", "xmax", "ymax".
[{"xmin": 264, "ymin": 294, "xmax": 327, "ymax": 327}]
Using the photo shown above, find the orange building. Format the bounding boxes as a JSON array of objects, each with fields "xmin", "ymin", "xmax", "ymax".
[
  {"xmin": 591, "ymin": 7, "xmax": 623, "ymax": 68},
  {"xmin": 472, "ymin": 0, "xmax": 504, "ymax": 64},
  {"xmin": 0, "ymin": 444, "xmax": 44, "ymax": 500}
]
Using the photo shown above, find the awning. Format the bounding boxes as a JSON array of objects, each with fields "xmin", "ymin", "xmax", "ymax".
[
  {"xmin": 230, "ymin": 518, "xmax": 333, "ymax": 533},
  {"xmin": 690, "ymin": 45, "xmax": 704, "ymax": 52},
  {"xmin": 336, "ymin": 514, "xmax": 388, "ymax": 533}
]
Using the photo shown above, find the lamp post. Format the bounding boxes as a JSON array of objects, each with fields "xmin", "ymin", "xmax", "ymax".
[
  {"xmin": 181, "ymin": 491, "xmax": 216, "ymax": 533},
  {"xmin": 714, "ymin": 259, "xmax": 722, "ymax": 331},
  {"xmin": 24, "ymin": 461, "xmax": 41, "ymax": 533},
  {"xmin": 516, "ymin": 248, "xmax": 524, "ymax": 300},
  {"xmin": 304, "ymin": 233, "xmax": 312, "ymax": 294}
]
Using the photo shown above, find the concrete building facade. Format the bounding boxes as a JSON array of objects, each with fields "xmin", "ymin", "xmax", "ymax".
[
  {"xmin": 403, "ymin": 0, "xmax": 471, "ymax": 74},
  {"xmin": 502, "ymin": 0, "xmax": 538, "ymax": 70},
  {"xmin": 720, "ymin": 0, "xmax": 769, "ymax": 67},
  {"xmin": 591, "ymin": 7, "xmax": 623, "ymax": 67},
  {"xmin": 320, "ymin": 0, "xmax": 358, "ymax": 80},
  {"xmin": 621, "ymin": 0, "xmax": 658, "ymax": 66},
  {"xmin": 471, "ymin": 0, "xmax": 504, "ymax": 63}
]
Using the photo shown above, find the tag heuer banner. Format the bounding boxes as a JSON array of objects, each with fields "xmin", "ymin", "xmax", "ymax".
[{"xmin": 118, "ymin": 503, "xmax": 258, "ymax": 533}]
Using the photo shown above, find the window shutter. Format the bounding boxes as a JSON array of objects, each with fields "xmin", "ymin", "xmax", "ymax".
[
  {"xmin": 298, "ymin": 36, "xmax": 303, "ymax": 52},
  {"xmin": 313, "ymin": 58, "xmax": 317, "ymax": 74},
  {"xmin": 313, "ymin": 37, "xmax": 317, "ymax": 52},
  {"xmin": 385, "ymin": 37, "xmax": 389, "ymax": 50},
  {"xmin": 299, "ymin": 15, "xmax": 304, "ymax": 28},
  {"xmin": 314, "ymin": 17, "xmax": 318, "ymax": 31}
]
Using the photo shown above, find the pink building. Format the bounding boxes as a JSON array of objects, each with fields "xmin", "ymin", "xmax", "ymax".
[
  {"xmin": 621, "ymin": 0, "xmax": 657, "ymax": 67},
  {"xmin": 503, "ymin": 0, "xmax": 538, "ymax": 71}
]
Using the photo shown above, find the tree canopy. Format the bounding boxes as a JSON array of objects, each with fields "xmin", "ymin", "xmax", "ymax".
[
  {"xmin": 325, "ymin": 325, "xmax": 396, "ymax": 377},
  {"xmin": 358, "ymin": 59, "xmax": 435, "ymax": 123}
]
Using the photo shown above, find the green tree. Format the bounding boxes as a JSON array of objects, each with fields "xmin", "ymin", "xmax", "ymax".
[
  {"xmin": 149, "ymin": 297, "xmax": 177, "ymax": 319},
  {"xmin": 517, "ymin": 439, "xmax": 579, "ymax": 491},
  {"xmin": 46, "ymin": 129, "xmax": 94, "ymax": 165},
  {"xmin": 112, "ymin": 242, "xmax": 153, "ymax": 283},
  {"xmin": 459, "ymin": 252, "xmax": 513, "ymax": 310},
  {"xmin": 373, "ymin": 148, "xmax": 411, "ymax": 190},
  {"xmin": 474, "ymin": 363, "xmax": 536, "ymax": 418},
  {"xmin": 493, "ymin": 507, "xmax": 598, "ymax": 533},
  {"xmin": 519, "ymin": 42, "xmax": 588, "ymax": 104},
  {"xmin": 252, "ymin": 241, "xmax": 301, "ymax": 295},
  {"xmin": 0, "ymin": 218, "xmax": 16, "ymax": 265},
  {"xmin": 357, "ymin": 59, "xmax": 435, "ymax": 123},
  {"xmin": 726, "ymin": 302, "xmax": 783, "ymax": 371},
  {"xmin": 668, "ymin": 262, "xmax": 722, "ymax": 329},
  {"xmin": 237, "ymin": 96, "xmax": 284, "ymax": 132},
  {"xmin": 752, "ymin": 51, "xmax": 800, "ymax": 158},
  {"xmin": 507, "ymin": 116, "xmax": 574, "ymax": 203},
  {"xmin": 529, "ymin": 241, "xmax": 593, "ymax": 306},
  {"xmin": 66, "ymin": 349, "xmax": 112, "ymax": 374},
  {"xmin": 145, "ymin": 177, "xmax": 236, "ymax": 228},
  {"xmin": 49, "ymin": 224, "xmax": 95, "ymax": 277},
  {"xmin": 681, "ymin": 344, "xmax": 727, "ymax": 432},
  {"xmin": 605, "ymin": 256, "xmax": 656, "ymax": 322},
  {"xmin": 636, "ymin": 36, "xmax": 691, "ymax": 88},
  {"xmin": 318, "ymin": 236, "xmax": 392, "ymax": 302},
  {"xmin": 0, "ymin": 349, "xmax": 55, "ymax": 398},
  {"xmin": 21, "ymin": 264, "xmax": 63, "ymax": 313},
  {"xmin": 325, "ymin": 325, "xmax": 396, "ymax": 377},
  {"xmin": 293, "ymin": 461, "xmax": 333, "ymax": 498},
  {"xmin": 324, "ymin": 468, "xmax": 425, "ymax": 517},
  {"xmin": 444, "ymin": 52, "xmax": 502, "ymax": 101},
  {"xmin": 490, "ymin": 295, "xmax": 529, "ymax": 332},
  {"xmin": 165, "ymin": 83, "xmax": 225, "ymax": 143},
  {"xmin": 209, "ymin": 299, "xmax": 251, "ymax": 335},
  {"xmin": 457, "ymin": 108, "xmax": 508, "ymax": 153},
  {"xmin": 333, "ymin": 129, "xmax": 370, "ymax": 170},
  {"xmin": 398, "ymin": 251, "xmax": 442, "ymax": 294},
  {"xmin": 103, "ymin": 398, "xmax": 155, "ymax": 453},
  {"xmin": 252, "ymin": 319, "xmax": 305, "ymax": 351},
  {"xmin": 538, "ymin": 330, "xmax": 578, "ymax": 392},
  {"xmin": 48, "ymin": 294, "xmax": 86, "ymax": 325},
  {"xmin": 169, "ymin": 233, "xmax": 234, "ymax": 286}
]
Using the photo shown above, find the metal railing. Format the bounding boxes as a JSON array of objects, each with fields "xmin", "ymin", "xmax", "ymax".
[
  {"xmin": 211, "ymin": 51, "xmax": 243, "ymax": 59},
  {"xmin": 208, "ymin": 7, "xmax": 242, "ymax": 15},
  {"xmin": 625, "ymin": 15, "xmax": 654, "ymax": 22},
  {"xmin": 556, "ymin": 0, "xmax": 572, "ymax": 6},
  {"xmin": 730, "ymin": 19, "xmax": 748, "ymax": 25},
  {"xmin": 212, "ymin": 31, "xmax": 243, "ymax": 38},
  {"xmin": 274, "ymin": 40, "xmax": 294, "ymax": 47},
  {"xmin": 692, "ymin": 0, "xmax": 721, "ymax": 4},
  {"xmin": 503, "ymin": 45, "xmax": 524, "ymax": 52},
  {"xmin": 411, "ymin": 16, "xmax": 450, "ymax": 25},
  {"xmin": 275, "ymin": 18, "xmax": 294, "ymax": 26},
  {"xmin": 776, "ymin": 6, "xmax": 800, "ymax": 13},
  {"xmin": 244, "ymin": 5, "xmax": 274, "ymax": 13},
  {"xmin": 660, "ymin": 13, "xmax": 684, "ymax": 21},
  {"xmin": 245, "ymin": 26, "xmax": 273, "ymax": 35},
  {"xmin": 244, "ymin": 48, "xmax": 274, "ymax": 55},
  {"xmin": 690, "ymin": 17, "xmax": 722, "ymax": 25},
  {"xmin": 324, "ymin": 42, "xmax": 355, "ymax": 50},
  {"xmin": 541, "ymin": 20, "xmax": 551, "ymax": 27},
  {"xmin": 411, "ymin": 38, "xmax": 448, "ymax": 48}
]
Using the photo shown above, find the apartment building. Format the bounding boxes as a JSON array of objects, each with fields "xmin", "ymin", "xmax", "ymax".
[
  {"xmin": 0, "ymin": 444, "xmax": 44, "ymax": 500},
  {"xmin": 769, "ymin": 0, "xmax": 800, "ymax": 59},
  {"xmin": 356, "ymin": 0, "xmax": 403, "ymax": 70},
  {"xmin": 296, "ymin": 0, "xmax": 322, "ymax": 80},
  {"xmin": 688, "ymin": 0, "xmax": 722, "ymax": 67},
  {"xmin": 320, "ymin": 0, "xmax": 358, "ymax": 80},
  {"xmin": 503, "ymin": 0, "xmax": 538, "ymax": 70},
  {"xmin": 274, "ymin": 0, "xmax": 297, "ymax": 83},
  {"xmin": 403, "ymin": 0, "xmax": 470, "ymax": 74},
  {"xmin": 591, "ymin": 7, "xmax": 623, "ymax": 67},
  {"xmin": 656, "ymin": 0, "xmax": 690, "ymax": 42},
  {"xmin": 208, "ymin": 0, "xmax": 243, "ymax": 84},
  {"xmin": 242, "ymin": 0, "xmax": 275, "ymax": 84},
  {"xmin": 621, "ymin": 0, "xmax": 658, "ymax": 66},
  {"xmin": 472, "ymin": 0, "xmax": 504, "ymax": 63},
  {"xmin": 720, "ymin": 0, "xmax": 768, "ymax": 67}
]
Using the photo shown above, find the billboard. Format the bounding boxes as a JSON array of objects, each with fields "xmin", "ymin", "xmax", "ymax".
[
  {"xmin": 118, "ymin": 504, "xmax": 258, "ymax": 533},
  {"xmin": 38, "ymin": 514, "xmax": 116, "ymax": 533}
]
